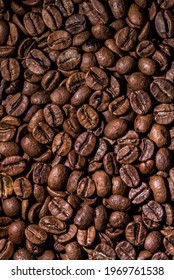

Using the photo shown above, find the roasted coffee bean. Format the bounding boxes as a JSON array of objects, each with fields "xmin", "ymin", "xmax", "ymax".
[
  {"xmin": 74, "ymin": 132, "xmax": 96, "ymax": 156},
  {"xmin": 154, "ymin": 104, "xmax": 174, "ymax": 124},
  {"xmin": 47, "ymin": 30, "xmax": 71, "ymax": 51},
  {"xmin": 23, "ymin": 12, "xmax": 45, "ymax": 36},
  {"xmin": 26, "ymin": 49, "xmax": 50, "ymax": 75},
  {"xmin": 77, "ymin": 104, "xmax": 99, "ymax": 130},
  {"xmin": 115, "ymin": 26, "xmax": 137, "ymax": 51},
  {"xmin": 129, "ymin": 182, "xmax": 151, "ymax": 204},
  {"xmin": 1, "ymin": 58, "xmax": 20, "ymax": 82},
  {"xmin": 86, "ymin": 67, "xmax": 109, "ymax": 90},
  {"xmin": 1, "ymin": 156, "xmax": 26, "ymax": 176},
  {"xmin": 39, "ymin": 216, "xmax": 67, "ymax": 235},
  {"xmin": 116, "ymin": 241, "xmax": 136, "ymax": 260},
  {"xmin": 125, "ymin": 222, "xmax": 147, "ymax": 246},
  {"xmin": 74, "ymin": 204, "xmax": 94, "ymax": 230},
  {"xmin": 48, "ymin": 197, "xmax": 73, "ymax": 221},
  {"xmin": 6, "ymin": 93, "xmax": 29, "ymax": 117},
  {"xmin": 25, "ymin": 224, "xmax": 47, "ymax": 245},
  {"xmin": 120, "ymin": 164, "xmax": 140, "ymax": 188},
  {"xmin": 57, "ymin": 47, "xmax": 81, "ymax": 71},
  {"xmin": 42, "ymin": 5, "xmax": 62, "ymax": 31},
  {"xmin": 13, "ymin": 177, "xmax": 32, "ymax": 199},
  {"xmin": 47, "ymin": 164, "xmax": 69, "ymax": 191},
  {"xmin": 142, "ymin": 200, "xmax": 164, "ymax": 222},
  {"xmin": 92, "ymin": 243, "xmax": 116, "ymax": 260},
  {"xmin": 150, "ymin": 78, "xmax": 174, "ymax": 103},
  {"xmin": 0, "ymin": 239, "xmax": 14, "ymax": 260},
  {"xmin": 2, "ymin": 197, "xmax": 21, "ymax": 218},
  {"xmin": 155, "ymin": 10, "xmax": 174, "ymax": 38}
]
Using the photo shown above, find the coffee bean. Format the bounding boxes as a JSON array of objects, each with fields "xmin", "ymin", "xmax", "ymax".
[
  {"xmin": 150, "ymin": 78, "xmax": 174, "ymax": 103},
  {"xmin": 93, "ymin": 243, "xmax": 116, "ymax": 260},
  {"xmin": 116, "ymin": 241, "xmax": 136, "ymax": 260},
  {"xmin": 142, "ymin": 200, "xmax": 164, "ymax": 222},
  {"xmin": 74, "ymin": 132, "xmax": 96, "ymax": 156},
  {"xmin": 1, "ymin": 58, "xmax": 20, "ymax": 81},
  {"xmin": 129, "ymin": 182, "xmax": 151, "ymax": 204},
  {"xmin": 0, "ymin": 239, "xmax": 14, "ymax": 260},
  {"xmin": 120, "ymin": 164, "xmax": 140, "ymax": 188},
  {"xmin": 154, "ymin": 104, "xmax": 174, "ymax": 124},
  {"xmin": 48, "ymin": 197, "xmax": 73, "ymax": 221},
  {"xmin": 125, "ymin": 221, "xmax": 147, "ymax": 246},
  {"xmin": 26, "ymin": 49, "xmax": 50, "ymax": 75},
  {"xmin": 47, "ymin": 30, "xmax": 71, "ymax": 51},
  {"xmin": 85, "ymin": 67, "xmax": 109, "ymax": 90},
  {"xmin": 74, "ymin": 204, "xmax": 94, "ymax": 229},
  {"xmin": 42, "ymin": 5, "xmax": 62, "ymax": 31},
  {"xmin": 155, "ymin": 10, "xmax": 174, "ymax": 38},
  {"xmin": 115, "ymin": 26, "xmax": 137, "ymax": 51}
]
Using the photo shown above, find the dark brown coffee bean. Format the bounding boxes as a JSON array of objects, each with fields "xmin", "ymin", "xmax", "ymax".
[
  {"xmin": 0, "ymin": 123, "xmax": 16, "ymax": 142},
  {"xmin": 77, "ymin": 177, "xmax": 96, "ymax": 198},
  {"xmin": 26, "ymin": 49, "xmax": 50, "ymax": 75},
  {"xmin": 44, "ymin": 104, "xmax": 64, "ymax": 128},
  {"xmin": 47, "ymin": 164, "xmax": 69, "ymax": 191},
  {"xmin": 23, "ymin": 12, "xmax": 45, "ymax": 36},
  {"xmin": 32, "ymin": 163, "xmax": 51, "ymax": 185},
  {"xmin": 56, "ymin": 224, "xmax": 77, "ymax": 244},
  {"xmin": 142, "ymin": 200, "xmax": 164, "ymax": 222},
  {"xmin": 32, "ymin": 122, "xmax": 54, "ymax": 144},
  {"xmin": 0, "ymin": 172, "xmax": 13, "ymax": 199},
  {"xmin": 1, "ymin": 156, "xmax": 26, "ymax": 176},
  {"xmin": 2, "ymin": 197, "xmax": 21, "ymax": 218},
  {"xmin": 108, "ymin": 194, "xmax": 131, "ymax": 211},
  {"xmin": 57, "ymin": 47, "xmax": 81, "ymax": 71},
  {"xmin": 93, "ymin": 243, "xmax": 116, "ymax": 260},
  {"xmin": 104, "ymin": 118, "xmax": 128, "ymax": 140},
  {"xmin": 103, "ymin": 152, "xmax": 119, "ymax": 176},
  {"xmin": 129, "ymin": 182, "xmax": 151, "ymax": 204},
  {"xmin": 109, "ymin": 96, "xmax": 130, "ymax": 116},
  {"xmin": 74, "ymin": 132, "xmax": 96, "ymax": 156},
  {"xmin": 85, "ymin": 67, "xmax": 109, "ymax": 90},
  {"xmin": 65, "ymin": 14, "xmax": 86, "ymax": 34},
  {"xmin": 92, "ymin": 170, "xmax": 111, "ymax": 197},
  {"xmin": 127, "ymin": 72, "xmax": 150, "ymax": 91},
  {"xmin": 52, "ymin": 132, "xmax": 72, "ymax": 156},
  {"xmin": 125, "ymin": 221, "xmax": 147, "ymax": 246},
  {"xmin": 74, "ymin": 204, "xmax": 94, "ymax": 229},
  {"xmin": 139, "ymin": 138, "xmax": 155, "ymax": 161},
  {"xmin": 130, "ymin": 89, "xmax": 152, "ymax": 114},
  {"xmin": 48, "ymin": 197, "xmax": 73, "ymax": 221},
  {"xmin": 77, "ymin": 226, "xmax": 96, "ymax": 247},
  {"xmin": 9, "ymin": 220, "xmax": 25, "ymax": 245},
  {"xmin": 65, "ymin": 241, "xmax": 85, "ymax": 260},
  {"xmin": 144, "ymin": 231, "xmax": 163, "ymax": 253},
  {"xmin": 115, "ymin": 26, "xmax": 137, "ymax": 51},
  {"xmin": 42, "ymin": 5, "xmax": 62, "ymax": 31},
  {"xmin": 136, "ymin": 40, "xmax": 155, "ymax": 57},
  {"xmin": 79, "ymin": 0, "xmax": 109, "ymax": 25},
  {"xmin": 109, "ymin": 0, "xmax": 128, "ymax": 19},
  {"xmin": 47, "ymin": 30, "xmax": 71, "ymax": 50},
  {"xmin": 89, "ymin": 90, "xmax": 110, "ymax": 112},
  {"xmin": 117, "ymin": 145, "xmax": 139, "ymax": 164},
  {"xmin": 150, "ymin": 78, "xmax": 174, "ymax": 103},
  {"xmin": 155, "ymin": 148, "xmax": 172, "ymax": 172},
  {"xmin": 1, "ymin": 58, "xmax": 20, "ymax": 82},
  {"xmin": 109, "ymin": 211, "xmax": 130, "ymax": 229},
  {"xmin": 154, "ymin": 104, "xmax": 174, "ymax": 124},
  {"xmin": 25, "ymin": 224, "xmax": 47, "ymax": 245},
  {"xmin": 128, "ymin": 3, "xmax": 147, "ymax": 26},
  {"xmin": 116, "ymin": 241, "xmax": 136, "ymax": 260},
  {"xmin": 0, "ymin": 239, "xmax": 14, "ymax": 260},
  {"xmin": 120, "ymin": 164, "xmax": 140, "ymax": 188},
  {"xmin": 155, "ymin": 10, "xmax": 174, "ymax": 39},
  {"xmin": 152, "ymin": 252, "xmax": 169, "ymax": 260},
  {"xmin": 6, "ymin": 93, "xmax": 29, "ymax": 117},
  {"xmin": 13, "ymin": 177, "xmax": 32, "ymax": 199},
  {"xmin": 77, "ymin": 104, "xmax": 99, "ymax": 130},
  {"xmin": 39, "ymin": 215, "xmax": 67, "ymax": 234}
]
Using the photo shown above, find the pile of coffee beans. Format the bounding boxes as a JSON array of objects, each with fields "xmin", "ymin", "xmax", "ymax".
[{"xmin": 0, "ymin": 0, "xmax": 174, "ymax": 260}]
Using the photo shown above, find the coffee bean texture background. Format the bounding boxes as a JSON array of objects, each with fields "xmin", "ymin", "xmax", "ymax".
[{"xmin": 0, "ymin": 0, "xmax": 174, "ymax": 260}]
